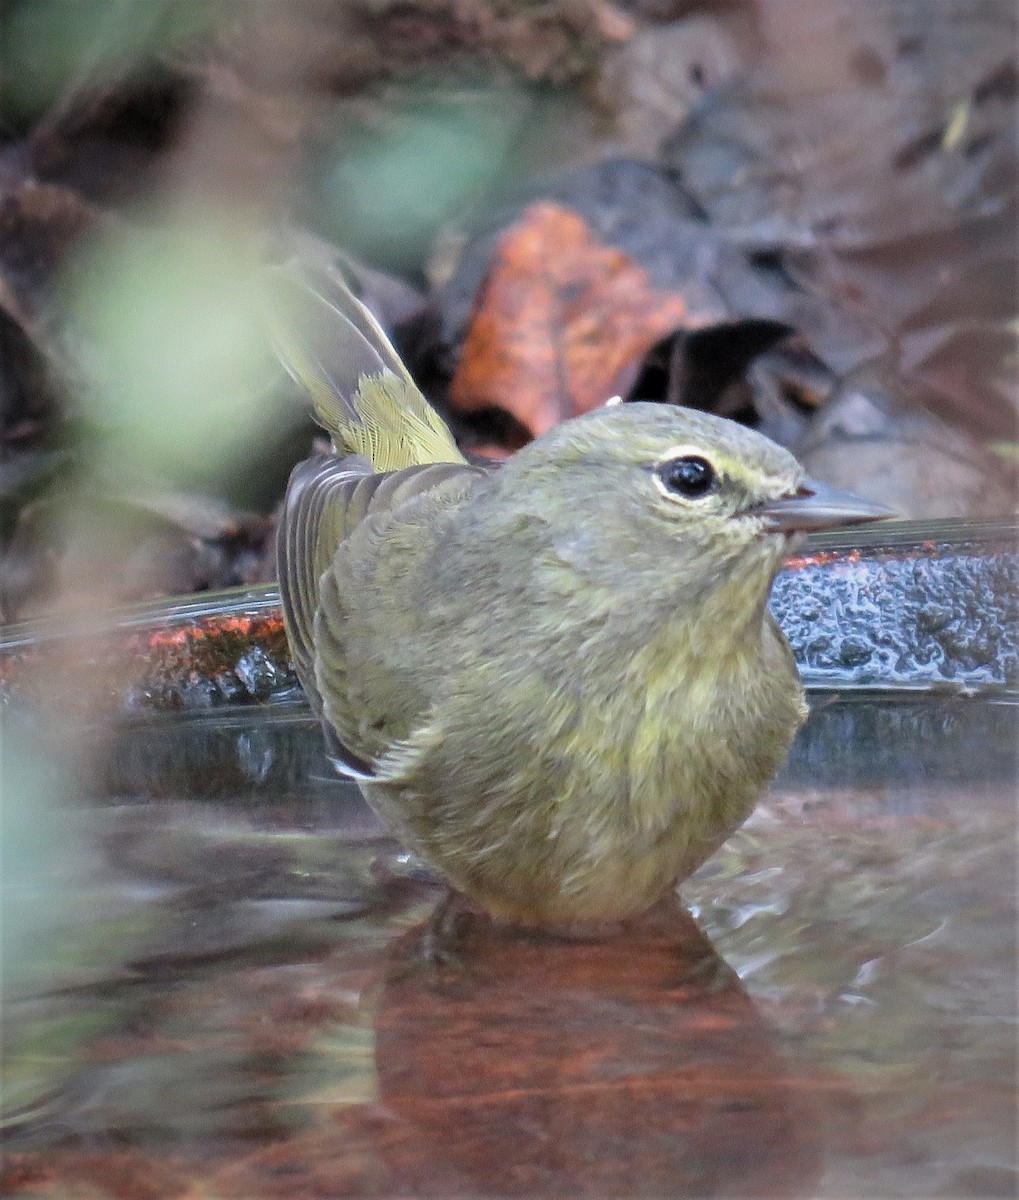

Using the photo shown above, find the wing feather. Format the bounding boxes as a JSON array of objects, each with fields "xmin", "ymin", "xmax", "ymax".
[
  {"xmin": 276, "ymin": 453, "xmax": 370, "ymax": 710},
  {"xmin": 268, "ymin": 240, "xmax": 483, "ymax": 774},
  {"xmin": 276, "ymin": 453, "xmax": 485, "ymax": 776}
]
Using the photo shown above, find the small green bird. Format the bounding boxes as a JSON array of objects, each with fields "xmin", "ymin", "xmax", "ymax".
[{"xmin": 269, "ymin": 251, "xmax": 891, "ymax": 925}]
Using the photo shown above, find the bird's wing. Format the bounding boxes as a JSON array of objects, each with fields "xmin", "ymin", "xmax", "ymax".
[
  {"xmin": 276, "ymin": 452, "xmax": 485, "ymax": 777},
  {"xmin": 264, "ymin": 247, "xmax": 466, "ymax": 471}
]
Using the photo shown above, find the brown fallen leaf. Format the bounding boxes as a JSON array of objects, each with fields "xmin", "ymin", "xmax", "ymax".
[{"xmin": 449, "ymin": 201, "xmax": 693, "ymax": 440}]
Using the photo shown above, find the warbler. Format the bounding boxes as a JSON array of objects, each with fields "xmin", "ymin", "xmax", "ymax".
[{"xmin": 268, "ymin": 251, "xmax": 891, "ymax": 925}]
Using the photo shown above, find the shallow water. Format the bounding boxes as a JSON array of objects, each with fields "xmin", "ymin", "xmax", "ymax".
[{"xmin": 1, "ymin": 693, "xmax": 1016, "ymax": 1199}]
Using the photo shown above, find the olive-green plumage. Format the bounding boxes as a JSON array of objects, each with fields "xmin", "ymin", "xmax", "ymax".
[{"xmin": 269, "ymin": 249, "xmax": 890, "ymax": 924}]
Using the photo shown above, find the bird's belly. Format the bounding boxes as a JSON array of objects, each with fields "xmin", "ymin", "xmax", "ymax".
[
  {"xmin": 363, "ymin": 721, "xmax": 767, "ymax": 925},
  {"xmin": 361, "ymin": 640, "xmax": 804, "ymax": 925}
]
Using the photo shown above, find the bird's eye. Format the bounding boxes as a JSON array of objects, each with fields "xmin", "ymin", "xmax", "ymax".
[{"xmin": 657, "ymin": 455, "xmax": 717, "ymax": 499}]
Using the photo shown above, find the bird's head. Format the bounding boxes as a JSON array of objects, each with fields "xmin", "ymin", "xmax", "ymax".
[{"xmin": 479, "ymin": 402, "xmax": 892, "ymax": 610}]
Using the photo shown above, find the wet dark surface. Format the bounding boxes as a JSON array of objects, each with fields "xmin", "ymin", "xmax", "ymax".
[
  {"xmin": 771, "ymin": 522, "xmax": 1018, "ymax": 691},
  {"xmin": 2, "ymin": 691, "xmax": 1016, "ymax": 1198}
]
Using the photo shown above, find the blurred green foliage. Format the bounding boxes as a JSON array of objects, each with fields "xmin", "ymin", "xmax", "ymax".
[
  {"xmin": 0, "ymin": 0, "xmax": 223, "ymax": 127},
  {"xmin": 307, "ymin": 85, "xmax": 532, "ymax": 273},
  {"xmin": 61, "ymin": 208, "xmax": 284, "ymax": 492},
  {"xmin": 0, "ymin": 716, "xmax": 77, "ymax": 998}
]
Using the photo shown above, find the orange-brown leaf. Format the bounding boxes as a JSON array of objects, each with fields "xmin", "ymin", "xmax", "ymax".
[{"xmin": 450, "ymin": 201, "xmax": 692, "ymax": 439}]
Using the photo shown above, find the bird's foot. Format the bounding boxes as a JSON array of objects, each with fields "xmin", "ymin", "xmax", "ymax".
[{"xmin": 418, "ymin": 889, "xmax": 489, "ymax": 969}]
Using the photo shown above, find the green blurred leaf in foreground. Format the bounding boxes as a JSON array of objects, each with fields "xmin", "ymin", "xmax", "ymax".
[
  {"xmin": 0, "ymin": 0, "xmax": 223, "ymax": 126},
  {"xmin": 62, "ymin": 208, "xmax": 285, "ymax": 492}
]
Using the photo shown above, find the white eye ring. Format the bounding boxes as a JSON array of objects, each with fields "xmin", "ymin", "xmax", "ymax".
[{"xmin": 652, "ymin": 446, "xmax": 718, "ymax": 502}]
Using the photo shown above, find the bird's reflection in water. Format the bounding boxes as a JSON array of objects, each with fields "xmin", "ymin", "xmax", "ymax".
[
  {"xmin": 349, "ymin": 893, "xmax": 822, "ymax": 1198},
  {"xmin": 0, "ymin": 882, "xmax": 822, "ymax": 1199}
]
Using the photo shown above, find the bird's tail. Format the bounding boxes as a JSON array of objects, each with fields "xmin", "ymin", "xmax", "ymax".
[{"xmin": 264, "ymin": 244, "xmax": 465, "ymax": 471}]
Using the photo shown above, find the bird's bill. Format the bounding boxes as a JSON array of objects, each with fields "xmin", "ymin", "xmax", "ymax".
[{"xmin": 752, "ymin": 479, "xmax": 897, "ymax": 533}]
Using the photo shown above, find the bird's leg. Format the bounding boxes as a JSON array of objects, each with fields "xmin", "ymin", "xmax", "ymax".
[{"xmin": 418, "ymin": 888, "xmax": 489, "ymax": 968}]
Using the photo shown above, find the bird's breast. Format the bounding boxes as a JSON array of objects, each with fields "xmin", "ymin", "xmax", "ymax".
[{"xmin": 368, "ymin": 598, "xmax": 804, "ymax": 923}]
